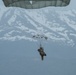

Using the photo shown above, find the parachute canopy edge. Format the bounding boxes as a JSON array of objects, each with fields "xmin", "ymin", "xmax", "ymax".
[{"xmin": 2, "ymin": 0, "xmax": 70, "ymax": 9}]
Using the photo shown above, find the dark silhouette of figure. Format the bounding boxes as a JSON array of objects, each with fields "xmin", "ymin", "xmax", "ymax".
[{"xmin": 38, "ymin": 46, "xmax": 46, "ymax": 60}]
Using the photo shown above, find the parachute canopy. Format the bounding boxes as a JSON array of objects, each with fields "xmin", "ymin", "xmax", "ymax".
[
  {"xmin": 32, "ymin": 34, "xmax": 48, "ymax": 40},
  {"xmin": 3, "ymin": 0, "xmax": 70, "ymax": 9}
]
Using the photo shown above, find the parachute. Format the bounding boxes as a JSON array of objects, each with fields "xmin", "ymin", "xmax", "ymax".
[
  {"xmin": 32, "ymin": 34, "xmax": 48, "ymax": 43},
  {"xmin": 3, "ymin": 0, "xmax": 70, "ymax": 9},
  {"xmin": 32, "ymin": 34, "xmax": 48, "ymax": 47},
  {"xmin": 33, "ymin": 34, "xmax": 48, "ymax": 40},
  {"xmin": 32, "ymin": 34, "xmax": 47, "ymax": 60}
]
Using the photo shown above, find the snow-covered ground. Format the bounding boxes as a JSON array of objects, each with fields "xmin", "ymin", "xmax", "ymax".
[{"xmin": 0, "ymin": 7, "xmax": 76, "ymax": 46}]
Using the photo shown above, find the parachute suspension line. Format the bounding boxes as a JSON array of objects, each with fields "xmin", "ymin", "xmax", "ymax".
[
  {"xmin": 39, "ymin": 36, "xmax": 45, "ymax": 48},
  {"xmin": 39, "ymin": 36, "xmax": 43, "ymax": 48},
  {"xmin": 32, "ymin": 34, "xmax": 48, "ymax": 48},
  {"xmin": 36, "ymin": 37, "xmax": 43, "ymax": 48},
  {"xmin": 38, "ymin": 40, "xmax": 41, "ymax": 48},
  {"xmin": 35, "ymin": 38, "xmax": 42, "ymax": 48},
  {"xmin": 37, "ymin": 37, "xmax": 42, "ymax": 48}
]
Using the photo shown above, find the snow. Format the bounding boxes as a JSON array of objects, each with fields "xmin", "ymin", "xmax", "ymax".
[
  {"xmin": 0, "ymin": 7, "xmax": 8, "ymax": 20},
  {"xmin": 8, "ymin": 15, "xmax": 17, "ymax": 25},
  {"xmin": 0, "ymin": 7, "xmax": 76, "ymax": 46}
]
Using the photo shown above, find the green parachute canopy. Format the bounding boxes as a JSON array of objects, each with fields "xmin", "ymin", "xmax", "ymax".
[{"xmin": 3, "ymin": 0, "xmax": 70, "ymax": 9}]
